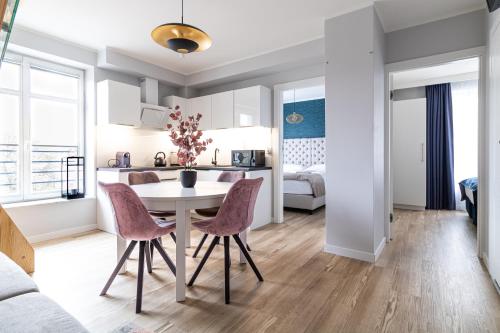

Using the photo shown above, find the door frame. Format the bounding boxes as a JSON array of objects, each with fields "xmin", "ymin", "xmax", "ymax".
[
  {"xmin": 272, "ymin": 76, "xmax": 325, "ymax": 223},
  {"xmin": 384, "ymin": 46, "xmax": 487, "ymax": 257}
]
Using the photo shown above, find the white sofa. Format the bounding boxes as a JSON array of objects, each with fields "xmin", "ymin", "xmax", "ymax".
[{"xmin": 0, "ymin": 252, "xmax": 88, "ymax": 333}]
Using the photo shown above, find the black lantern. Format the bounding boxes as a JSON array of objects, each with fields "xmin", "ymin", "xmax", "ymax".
[{"xmin": 61, "ymin": 156, "xmax": 85, "ymax": 200}]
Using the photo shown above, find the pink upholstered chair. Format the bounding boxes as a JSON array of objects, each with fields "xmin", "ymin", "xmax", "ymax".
[
  {"xmin": 128, "ymin": 172, "xmax": 177, "ymax": 256},
  {"xmin": 192, "ymin": 171, "xmax": 245, "ymax": 258},
  {"xmin": 188, "ymin": 178, "xmax": 264, "ymax": 304},
  {"xmin": 99, "ymin": 182, "xmax": 176, "ymax": 313}
]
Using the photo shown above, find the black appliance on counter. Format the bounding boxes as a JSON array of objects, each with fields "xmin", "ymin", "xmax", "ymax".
[
  {"xmin": 109, "ymin": 152, "xmax": 131, "ymax": 168},
  {"xmin": 231, "ymin": 150, "xmax": 265, "ymax": 167},
  {"xmin": 154, "ymin": 152, "xmax": 167, "ymax": 167}
]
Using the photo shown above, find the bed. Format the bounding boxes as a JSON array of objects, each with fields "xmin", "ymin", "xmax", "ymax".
[
  {"xmin": 283, "ymin": 138, "xmax": 326, "ymax": 213},
  {"xmin": 459, "ymin": 177, "xmax": 478, "ymax": 225}
]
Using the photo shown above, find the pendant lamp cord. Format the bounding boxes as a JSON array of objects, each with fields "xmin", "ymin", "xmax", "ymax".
[{"xmin": 181, "ymin": 0, "xmax": 184, "ymax": 23}]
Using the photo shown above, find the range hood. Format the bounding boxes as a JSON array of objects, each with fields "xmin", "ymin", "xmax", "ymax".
[{"xmin": 139, "ymin": 77, "xmax": 171, "ymax": 130}]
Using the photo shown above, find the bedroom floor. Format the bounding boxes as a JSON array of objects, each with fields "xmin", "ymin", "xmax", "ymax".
[{"xmin": 31, "ymin": 209, "xmax": 500, "ymax": 333}]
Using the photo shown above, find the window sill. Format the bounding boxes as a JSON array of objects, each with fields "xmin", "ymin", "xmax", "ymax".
[{"xmin": 3, "ymin": 196, "xmax": 95, "ymax": 209}]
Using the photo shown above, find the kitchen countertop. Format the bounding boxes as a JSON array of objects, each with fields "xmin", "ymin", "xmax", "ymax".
[{"xmin": 96, "ymin": 165, "xmax": 272, "ymax": 172}]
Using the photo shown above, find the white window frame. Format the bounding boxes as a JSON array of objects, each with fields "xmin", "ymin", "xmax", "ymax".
[{"xmin": 0, "ymin": 53, "xmax": 85, "ymax": 203}]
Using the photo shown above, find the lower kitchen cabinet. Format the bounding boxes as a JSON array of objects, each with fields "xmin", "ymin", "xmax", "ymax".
[{"xmin": 96, "ymin": 168, "xmax": 272, "ymax": 233}]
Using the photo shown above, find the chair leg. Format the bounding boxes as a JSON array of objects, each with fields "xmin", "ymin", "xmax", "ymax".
[
  {"xmin": 149, "ymin": 240, "xmax": 155, "ymax": 263},
  {"xmin": 145, "ymin": 241, "xmax": 153, "ymax": 274},
  {"xmin": 224, "ymin": 236, "xmax": 231, "ymax": 304},
  {"xmin": 151, "ymin": 238, "xmax": 176, "ymax": 276},
  {"xmin": 192, "ymin": 233, "xmax": 208, "ymax": 258},
  {"xmin": 188, "ymin": 236, "xmax": 220, "ymax": 286},
  {"xmin": 233, "ymin": 234, "xmax": 263, "ymax": 281},
  {"xmin": 136, "ymin": 241, "xmax": 146, "ymax": 314},
  {"xmin": 170, "ymin": 232, "xmax": 176, "ymax": 243},
  {"xmin": 100, "ymin": 241, "xmax": 137, "ymax": 296}
]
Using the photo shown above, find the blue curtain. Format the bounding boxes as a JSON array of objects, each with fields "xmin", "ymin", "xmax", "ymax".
[{"xmin": 426, "ymin": 83, "xmax": 456, "ymax": 210}]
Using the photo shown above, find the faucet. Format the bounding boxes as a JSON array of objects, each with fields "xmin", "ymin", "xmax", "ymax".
[{"xmin": 211, "ymin": 148, "xmax": 220, "ymax": 166}]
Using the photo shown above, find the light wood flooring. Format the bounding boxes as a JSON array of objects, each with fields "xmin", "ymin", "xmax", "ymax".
[{"xmin": 32, "ymin": 209, "xmax": 500, "ymax": 333}]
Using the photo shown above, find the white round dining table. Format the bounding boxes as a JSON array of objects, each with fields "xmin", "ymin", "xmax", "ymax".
[{"xmin": 125, "ymin": 181, "xmax": 248, "ymax": 302}]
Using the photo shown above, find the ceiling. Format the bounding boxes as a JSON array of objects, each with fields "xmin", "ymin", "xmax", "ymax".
[
  {"xmin": 393, "ymin": 57, "xmax": 480, "ymax": 90},
  {"xmin": 14, "ymin": 0, "xmax": 485, "ymax": 75}
]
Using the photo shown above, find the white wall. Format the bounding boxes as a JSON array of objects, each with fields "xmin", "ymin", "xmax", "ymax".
[
  {"xmin": 5, "ymin": 198, "xmax": 96, "ymax": 243},
  {"xmin": 198, "ymin": 63, "xmax": 325, "ymax": 96},
  {"xmin": 324, "ymin": 5, "xmax": 385, "ymax": 262},
  {"xmin": 386, "ymin": 10, "xmax": 487, "ymax": 64},
  {"xmin": 487, "ymin": 8, "xmax": 500, "ymax": 284}
]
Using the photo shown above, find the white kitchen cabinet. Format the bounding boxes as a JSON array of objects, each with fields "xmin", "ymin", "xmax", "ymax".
[
  {"xmin": 188, "ymin": 95, "xmax": 212, "ymax": 130},
  {"xmin": 97, "ymin": 80, "xmax": 141, "ymax": 126},
  {"xmin": 211, "ymin": 90, "xmax": 234, "ymax": 129},
  {"xmin": 162, "ymin": 95, "xmax": 190, "ymax": 118},
  {"xmin": 234, "ymin": 85, "xmax": 271, "ymax": 128},
  {"xmin": 393, "ymin": 98, "xmax": 427, "ymax": 210}
]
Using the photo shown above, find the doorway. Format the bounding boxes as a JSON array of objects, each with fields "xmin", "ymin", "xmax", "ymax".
[
  {"xmin": 272, "ymin": 77, "xmax": 325, "ymax": 223},
  {"xmin": 386, "ymin": 50, "xmax": 485, "ymax": 256}
]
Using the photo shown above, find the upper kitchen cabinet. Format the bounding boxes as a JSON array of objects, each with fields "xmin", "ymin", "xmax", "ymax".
[
  {"xmin": 188, "ymin": 95, "xmax": 212, "ymax": 130},
  {"xmin": 162, "ymin": 95, "xmax": 190, "ymax": 117},
  {"xmin": 234, "ymin": 85, "xmax": 271, "ymax": 128},
  {"xmin": 97, "ymin": 80, "xmax": 141, "ymax": 126},
  {"xmin": 211, "ymin": 90, "xmax": 234, "ymax": 129}
]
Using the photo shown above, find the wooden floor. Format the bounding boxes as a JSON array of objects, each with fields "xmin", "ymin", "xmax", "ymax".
[{"xmin": 32, "ymin": 209, "xmax": 500, "ymax": 333}]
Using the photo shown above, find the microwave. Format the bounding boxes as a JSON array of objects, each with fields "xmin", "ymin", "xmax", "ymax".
[{"xmin": 231, "ymin": 150, "xmax": 266, "ymax": 167}]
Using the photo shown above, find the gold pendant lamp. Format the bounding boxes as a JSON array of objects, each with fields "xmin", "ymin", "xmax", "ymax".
[{"xmin": 151, "ymin": 0, "xmax": 212, "ymax": 54}]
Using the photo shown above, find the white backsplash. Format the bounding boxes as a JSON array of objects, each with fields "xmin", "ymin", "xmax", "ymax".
[
  {"xmin": 96, "ymin": 125, "xmax": 174, "ymax": 167},
  {"xmin": 96, "ymin": 125, "xmax": 272, "ymax": 168},
  {"xmin": 196, "ymin": 127, "xmax": 273, "ymax": 166}
]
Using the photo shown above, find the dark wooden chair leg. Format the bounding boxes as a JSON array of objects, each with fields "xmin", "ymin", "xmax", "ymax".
[
  {"xmin": 151, "ymin": 238, "xmax": 176, "ymax": 276},
  {"xmin": 192, "ymin": 233, "xmax": 208, "ymax": 258},
  {"xmin": 224, "ymin": 236, "xmax": 230, "ymax": 304},
  {"xmin": 100, "ymin": 240, "xmax": 137, "ymax": 296},
  {"xmin": 136, "ymin": 241, "xmax": 146, "ymax": 313},
  {"xmin": 188, "ymin": 236, "xmax": 220, "ymax": 286},
  {"xmin": 170, "ymin": 232, "xmax": 176, "ymax": 243},
  {"xmin": 233, "ymin": 234, "xmax": 263, "ymax": 281},
  {"xmin": 145, "ymin": 241, "xmax": 153, "ymax": 274},
  {"xmin": 149, "ymin": 240, "xmax": 155, "ymax": 262}
]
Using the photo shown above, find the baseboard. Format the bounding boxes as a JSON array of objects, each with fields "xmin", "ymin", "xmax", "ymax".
[
  {"xmin": 393, "ymin": 204, "xmax": 425, "ymax": 211},
  {"xmin": 28, "ymin": 224, "xmax": 98, "ymax": 244},
  {"xmin": 324, "ymin": 237, "xmax": 387, "ymax": 263},
  {"xmin": 482, "ymin": 252, "xmax": 490, "ymax": 271},
  {"xmin": 324, "ymin": 243, "xmax": 374, "ymax": 263},
  {"xmin": 374, "ymin": 237, "xmax": 386, "ymax": 261}
]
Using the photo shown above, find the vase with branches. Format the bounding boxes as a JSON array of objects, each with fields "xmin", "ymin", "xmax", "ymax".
[{"xmin": 166, "ymin": 106, "xmax": 213, "ymax": 187}]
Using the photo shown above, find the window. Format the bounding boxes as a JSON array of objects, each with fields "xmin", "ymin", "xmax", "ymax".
[
  {"xmin": 0, "ymin": 54, "xmax": 84, "ymax": 203},
  {"xmin": 451, "ymin": 80, "xmax": 478, "ymax": 210}
]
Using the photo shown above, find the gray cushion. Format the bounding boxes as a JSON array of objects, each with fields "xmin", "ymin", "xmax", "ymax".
[
  {"xmin": 0, "ymin": 252, "xmax": 38, "ymax": 301},
  {"xmin": 0, "ymin": 293, "xmax": 88, "ymax": 333}
]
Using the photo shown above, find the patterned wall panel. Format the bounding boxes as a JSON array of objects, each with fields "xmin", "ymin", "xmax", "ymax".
[
  {"xmin": 311, "ymin": 138, "xmax": 326, "ymax": 165},
  {"xmin": 283, "ymin": 137, "xmax": 325, "ymax": 167}
]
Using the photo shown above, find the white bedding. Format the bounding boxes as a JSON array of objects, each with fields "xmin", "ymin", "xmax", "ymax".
[
  {"xmin": 284, "ymin": 180, "xmax": 314, "ymax": 195},
  {"xmin": 283, "ymin": 168, "xmax": 326, "ymax": 195}
]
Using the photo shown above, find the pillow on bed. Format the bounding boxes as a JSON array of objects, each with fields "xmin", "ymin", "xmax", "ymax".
[
  {"xmin": 283, "ymin": 164, "xmax": 304, "ymax": 173},
  {"xmin": 304, "ymin": 164, "xmax": 325, "ymax": 173}
]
